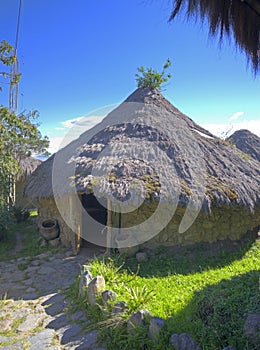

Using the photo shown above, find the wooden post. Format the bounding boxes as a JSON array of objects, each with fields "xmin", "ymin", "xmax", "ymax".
[
  {"xmin": 106, "ymin": 198, "xmax": 112, "ymax": 255},
  {"xmin": 69, "ymin": 194, "xmax": 81, "ymax": 255}
]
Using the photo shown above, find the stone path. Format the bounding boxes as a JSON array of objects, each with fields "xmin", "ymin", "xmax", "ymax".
[{"xmin": 0, "ymin": 246, "xmax": 107, "ymax": 350}]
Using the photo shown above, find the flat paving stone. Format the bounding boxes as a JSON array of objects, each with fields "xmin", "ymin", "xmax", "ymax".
[
  {"xmin": 0, "ymin": 247, "xmax": 106, "ymax": 350},
  {"xmin": 57, "ymin": 323, "xmax": 83, "ymax": 344},
  {"xmin": 45, "ymin": 313, "xmax": 68, "ymax": 330},
  {"xmin": 65, "ymin": 330, "xmax": 100, "ymax": 350},
  {"xmin": 0, "ymin": 319, "xmax": 13, "ymax": 331},
  {"xmin": 0, "ymin": 341, "xmax": 24, "ymax": 349},
  {"xmin": 31, "ymin": 260, "xmax": 41, "ymax": 266},
  {"xmin": 25, "ymin": 266, "xmax": 39, "ymax": 273},
  {"xmin": 27, "ymin": 328, "xmax": 56, "ymax": 350},
  {"xmin": 0, "ymin": 335, "xmax": 15, "ymax": 343},
  {"xmin": 20, "ymin": 292, "xmax": 39, "ymax": 300},
  {"xmin": 70, "ymin": 310, "xmax": 88, "ymax": 323},
  {"xmin": 17, "ymin": 313, "xmax": 45, "ymax": 332},
  {"xmin": 10, "ymin": 307, "xmax": 31, "ymax": 319},
  {"xmin": 37, "ymin": 266, "xmax": 57, "ymax": 275},
  {"xmin": 23, "ymin": 278, "xmax": 34, "ymax": 285}
]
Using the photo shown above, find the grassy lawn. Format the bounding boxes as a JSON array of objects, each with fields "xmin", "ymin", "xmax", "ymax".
[{"xmin": 70, "ymin": 233, "xmax": 260, "ymax": 350}]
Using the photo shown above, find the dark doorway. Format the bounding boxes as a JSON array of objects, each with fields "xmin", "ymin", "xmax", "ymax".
[
  {"xmin": 80, "ymin": 193, "xmax": 109, "ymax": 247},
  {"xmin": 81, "ymin": 193, "xmax": 107, "ymax": 225}
]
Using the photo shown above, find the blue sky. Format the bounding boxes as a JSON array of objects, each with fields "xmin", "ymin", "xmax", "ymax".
[{"xmin": 1, "ymin": 0, "xmax": 259, "ymax": 153}]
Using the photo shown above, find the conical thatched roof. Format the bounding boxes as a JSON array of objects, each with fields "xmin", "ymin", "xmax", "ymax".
[
  {"xmin": 169, "ymin": 0, "xmax": 260, "ymax": 73},
  {"xmin": 227, "ymin": 129, "xmax": 260, "ymax": 162},
  {"xmin": 16, "ymin": 156, "xmax": 42, "ymax": 181},
  {"xmin": 24, "ymin": 88, "xmax": 260, "ymax": 212}
]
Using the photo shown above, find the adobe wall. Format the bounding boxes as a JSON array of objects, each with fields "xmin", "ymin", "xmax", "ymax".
[
  {"xmin": 121, "ymin": 203, "xmax": 260, "ymax": 249},
  {"xmin": 35, "ymin": 195, "xmax": 259, "ymax": 253},
  {"xmin": 36, "ymin": 195, "xmax": 82, "ymax": 252},
  {"xmin": 15, "ymin": 180, "xmax": 36, "ymax": 209}
]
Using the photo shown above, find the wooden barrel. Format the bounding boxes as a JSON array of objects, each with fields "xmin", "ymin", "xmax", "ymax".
[{"xmin": 40, "ymin": 219, "xmax": 59, "ymax": 241}]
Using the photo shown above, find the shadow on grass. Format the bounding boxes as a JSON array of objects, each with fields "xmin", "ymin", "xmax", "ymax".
[
  {"xmin": 161, "ymin": 270, "xmax": 260, "ymax": 350},
  {"xmin": 123, "ymin": 229, "xmax": 259, "ymax": 277}
]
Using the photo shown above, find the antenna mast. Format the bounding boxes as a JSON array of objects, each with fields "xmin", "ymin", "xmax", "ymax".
[{"xmin": 9, "ymin": 0, "xmax": 22, "ymax": 113}]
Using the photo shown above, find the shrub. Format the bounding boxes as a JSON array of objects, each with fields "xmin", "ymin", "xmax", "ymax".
[{"xmin": 135, "ymin": 59, "xmax": 172, "ymax": 90}]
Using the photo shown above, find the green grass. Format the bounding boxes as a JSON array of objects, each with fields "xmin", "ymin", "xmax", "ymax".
[
  {"xmin": 0, "ymin": 218, "xmax": 51, "ymax": 262},
  {"xmin": 70, "ymin": 235, "xmax": 260, "ymax": 350}
]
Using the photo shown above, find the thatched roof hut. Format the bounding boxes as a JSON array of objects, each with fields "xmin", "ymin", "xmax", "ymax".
[
  {"xmin": 24, "ymin": 88, "xmax": 260, "ymax": 251},
  {"xmin": 16, "ymin": 156, "xmax": 42, "ymax": 182},
  {"xmin": 15, "ymin": 156, "xmax": 41, "ymax": 208},
  {"xmin": 228, "ymin": 129, "xmax": 260, "ymax": 162},
  {"xmin": 169, "ymin": 0, "xmax": 260, "ymax": 73}
]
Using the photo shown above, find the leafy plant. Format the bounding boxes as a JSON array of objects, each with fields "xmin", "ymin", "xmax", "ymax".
[
  {"xmin": 126, "ymin": 286, "xmax": 155, "ymax": 313},
  {"xmin": 0, "ymin": 204, "xmax": 13, "ymax": 241},
  {"xmin": 135, "ymin": 59, "xmax": 172, "ymax": 90},
  {"xmin": 12, "ymin": 206, "xmax": 30, "ymax": 223}
]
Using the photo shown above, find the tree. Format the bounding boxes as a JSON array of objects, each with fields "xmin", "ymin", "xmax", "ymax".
[
  {"xmin": 169, "ymin": 0, "xmax": 260, "ymax": 73},
  {"xmin": 0, "ymin": 106, "xmax": 49, "ymax": 199},
  {"xmin": 135, "ymin": 59, "xmax": 172, "ymax": 90},
  {"xmin": 0, "ymin": 40, "xmax": 49, "ymax": 239},
  {"xmin": 0, "ymin": 106, "xmax": 49, "ymax": 239},
  {"xmin": 0, "ymin": 40, "xmax": 21, "ymax": 93},
  {"xmin": 0, "ymin": 40, "xmax": 49, "ymax": 189}
]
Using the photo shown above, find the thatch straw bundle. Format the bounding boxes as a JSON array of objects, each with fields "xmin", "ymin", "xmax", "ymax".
[
  {"xmin": 228, "ymin": 129, "xmax": 260, "ymax": 162},
  {"xmin": 16, "ymin": 156, "xmax": 41, "ymax": 181},
  {"xmin": 170, "ymin": 0, "xmax": 260, "ymax": 73}
]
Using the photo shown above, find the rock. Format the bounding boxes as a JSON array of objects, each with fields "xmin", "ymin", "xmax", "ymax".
[
  {"xmin": 244, "ymin": 313, "xmax": 260, "ymax": 346},
  {"xmin": 79, "ymin": 270, "xmax": 93, "ymax": 298},
  {"xmin": 148, "ymin": 316, "xmax": 165, "ymax": 340},
  {"xmin": 23, "ymin": 278, "xmax": 34, "ymax": 285},
  {"xmin": 127, "ymin": 309, "xmax": 152, "ymax": 333},
  {"xmin": 0, "ymin": 341, "xmax": 24, "ymax": 350},
  {"xmin": 0, "ymin": 319, "xmax": 12, "ymax": 331},
  {"xmin": 118, "ymin": 245, "xmax": 139, "ymax": 257},
  {"xmin": 25, "ymin": 266, "xmax": 39, "ymax": 273},
  {"xmin": 70, "ymin": 310, "xmax": 88, "ymax": 322},
  {"xmin": 37, "ymin": 266, "xmax": 56, "ymax": 275},
  {"xmin": 111, "ymin": 301, "xmax": 128, "ymax": 315},
  {"xmin": 27, "ymin": 329, "xmax": 56, "ymax": 350},
  {"xmin": 49, "ymin": 237, "xmax": 61, "ymax": 247},
  {"xmin": 31, "ymin": 260, "xmax": 41, "ymax": 266},
  {"xmin": 136, "ymin": 252, "xmax": 148, "ymax": 263},
  {"xmin": 65, "ymin": 330, "xmax": 100, "ymax": 350},
  {"xmin": 87, "ymin": 276, "xmax": 106, "ymax": 306},
  {"xmin": 40, "ymin": 238, "xmax": 48, "ymax": 247},
  {"xmin": 45, "ymin": 313, "xmax": 68, "ymax": 330},
  {"xmin": 17, "ymin": 313, "xmax": 45, "ymax": 332},
  {"xmin": 0, "ymin": 335, "xmax": 14, "ymax": 343},
  {"xmin": 101, "ymin": 290, "xmax": 118, "ymax": 305},
  {"xmin": 169, "ymin": 333, "xmax": 201, "ymax": 350},
  {"xmin": 57, "ymin": 323, "xmax": 83, "ymax": 344}
]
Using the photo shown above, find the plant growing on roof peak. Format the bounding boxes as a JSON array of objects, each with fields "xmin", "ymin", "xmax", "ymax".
[{"xmin": 135, "ymin": 58, "xmax": 172, "ymax": 91}]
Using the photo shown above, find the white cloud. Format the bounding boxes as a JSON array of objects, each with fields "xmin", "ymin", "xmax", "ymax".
[
  {"xmin": 47, "ymin": 115, "xmax": 105, "ymax": 154},
  {"xmin": 202, "ymin": 119, "xmax": 260, "ymax": 138},
  {"xmin": 54, "ymin": 127, "xmax": 65, "ymax": 131},
  {"xmin": 48, "ymin": 137, "xmax": 64, "ymax": 154},
  {"xmin": 229, "ymin": 111, "xmax": 244, "ymax": 122},
  {"xmin": 61, "ymin": 115, "xmax": 104, "ymax": 128}
]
